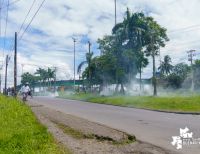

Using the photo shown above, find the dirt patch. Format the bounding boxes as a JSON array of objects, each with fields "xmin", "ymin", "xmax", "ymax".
[
  {"xmin": 30, "ymin": 103, "xmax": 134, "ymax": 143},
  {"xmin": 28, "ymin": 101, "xmax": 177, "ymax": 154}
]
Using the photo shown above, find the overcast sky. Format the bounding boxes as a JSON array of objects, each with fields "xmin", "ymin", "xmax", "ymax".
[{"xmin": 1, "ymin": 0, "xmax": 200, "ymax": 87}]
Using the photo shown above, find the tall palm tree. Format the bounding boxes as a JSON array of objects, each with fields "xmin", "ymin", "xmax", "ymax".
[
  {"xmin": 114, "ymin": 8, "xmax": 148, "ymax": 93},
  {"xmin": 158, "ymin": 55, "xmax": 173, "ymax": 76}
]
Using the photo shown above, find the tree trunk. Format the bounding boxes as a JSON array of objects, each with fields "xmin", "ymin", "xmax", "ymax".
[
  {"xmin": 99, "ymin": 84, "xmax": 103, "ymax": 93},
  {"xmin": 115, "ymin": 83, "xmax": 119, "ymax": 93},
  {"xmin": 54, "ymin": 77, "xmax": 56, "ymax": 93},
  {"xmin": 120, "ymin": 83, "xmax": 125, "ymax": 95},
  {"xmin": 49, "ymin": 78, "xmax": 52, "ymax": 90},
  {"xmin": 152, "ymin": 55, "xmax": 157, "ymax": 96},
  {"xmin": 139, "ymin": 65, "xmax": 142, "ymax": 93}
]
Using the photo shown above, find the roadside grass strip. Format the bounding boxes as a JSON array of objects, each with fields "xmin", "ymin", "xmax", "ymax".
[
  {"xmin": 0, "ymin": 95, "xmax": 70, "ymax": 154},
  {"xmin": 59, "ymin": 92, "xmax": 200, "ymax": 113}
]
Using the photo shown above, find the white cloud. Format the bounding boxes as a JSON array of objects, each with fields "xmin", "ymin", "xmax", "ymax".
[{"xmin": 1, "ymin": 0, "xmax": 200, "ymax": 88}]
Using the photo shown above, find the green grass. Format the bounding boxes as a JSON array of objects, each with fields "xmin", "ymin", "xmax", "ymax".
[
  {"xmin": 59, "ymin": 92, "xmax": 200, "ymax": 113},
  {"xmin": 0, "ymin": 95, "xmax": 71, "ymax": 154}
]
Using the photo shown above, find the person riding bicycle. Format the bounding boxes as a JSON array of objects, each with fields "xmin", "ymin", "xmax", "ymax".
[{"xmin": 20, "ymin": 82, "xmax": 31, "ymax": 97}]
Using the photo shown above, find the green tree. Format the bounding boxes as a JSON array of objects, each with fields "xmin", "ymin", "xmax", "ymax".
[
  {"xmin": 193, "ymin": 60, "xmax": 200, "ymax": 89},
  {"xmin": 46, "ymin": 68, "xmax": 56, "ymax": 88},
  {"xmin": 82, "ymin": 53, "xmax": 117, "ymax": 92},
  {"xmin": 35, "ymin": 68, "xmax": 48, "ymax": 90},
  {"xmin": 158, "ymin": 55, "xmax": 173, "ymax": 76},
  {"xmin": 77, "ymin": 52, "xmax": 93, "ymax": 91},
  {"xmin": 81, "ymin": 9, "xmax": 168, "ymax": 95},
  {"xmin": 173, "ymin": 63, "xmax": 190, "ymax": 79},
  {"xmin": 35, "ymin": 67, "xmax": 56, "ymax": 89},
  {"xmin": 166, "ymin": 73, "xmax": 183, "ymax": 89},
  {"xmin": 111, "ymin": 9, "xmax": 150, "ymax": 94},
  {"xmin": 166, "ymin": 63, "xmax": 190, "ymax": 88},
  {"xmin": 21, "ymin": 72, "xmax": 38, "ymax": 89},
  {"xmin": 144, "ymin": 17, "xmax": 169, "ymax": 96}
]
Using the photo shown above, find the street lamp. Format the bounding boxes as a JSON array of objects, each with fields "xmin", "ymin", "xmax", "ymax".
[{"xmin": 72, "ymin": 37, "xmax": 76, "ymax": 92}]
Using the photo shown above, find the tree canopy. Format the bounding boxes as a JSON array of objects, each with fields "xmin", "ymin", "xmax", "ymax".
[{"xmin": 80, "ymin": 9, "xmax": 169, "ymax": 94}]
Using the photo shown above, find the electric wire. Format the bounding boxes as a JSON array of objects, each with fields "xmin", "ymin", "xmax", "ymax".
[
  {"xmin": 1, "ymin": 0, "xmax": 21, "ymax": 9},
  {"xmin": 18, "ymin": 0, "xmax": 36, "ymax": 35},
  {"xmin": 3, "ymin": 0, "xmax": 9, "ymax": 58},
  {"xmin": 168, "ymin": 24, "xmax": 200, "ymax": 33},
  {"xmin": 19, "ymin": 0, "xmax": 46, "ymax": 41},
  {"xmin": 0, "ymin": 0, "xmax": 2, "ymax": 37}
]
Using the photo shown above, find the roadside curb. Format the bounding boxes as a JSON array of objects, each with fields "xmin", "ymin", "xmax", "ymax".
[
  {"xmin": 137, "ymin": 108, "xmax": 200, "ymax": 115},
  {"xmin": 58, "ymin": 97, "xmax": 200, "ymax": 115}
]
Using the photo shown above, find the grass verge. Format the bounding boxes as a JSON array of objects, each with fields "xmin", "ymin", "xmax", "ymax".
[
  {"xmin": 0, "ymin": 95, "xmax": 71, "ymax": 154},
  {"xmin": 59, "ymin": 92, "xmax": 200, "ymax": 113}
]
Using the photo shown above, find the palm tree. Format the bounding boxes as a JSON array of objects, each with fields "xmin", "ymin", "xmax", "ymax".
[
  {"xmin": 35, "ymin": 68, "xmax": 48, "ymax": 91},
  {"xmin": 35, "ymin": 68, "xmax": 47, "ymax": 83},
  {"xmin": 47, "ymin": 68, "xmax": 56, "ymax": 88},
  {"xmin": 77, "ymin": 52, "xmax": 93, "ymax": 75},
  {"xmin": 114, "ymin": 8, "xmax": 148, "ymax": 93},
  {"xmin": 77, "ymin": 52, "xmax": 93, "ymax": 91},
  {"xmin": 158, "ymin": 55, "xmax": 173, "ymax": 76}
]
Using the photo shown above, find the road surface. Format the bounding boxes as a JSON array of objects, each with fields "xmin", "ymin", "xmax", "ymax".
[{"xmin": 30, "ymin": 97, "xmax": 200, "ymax": 154}]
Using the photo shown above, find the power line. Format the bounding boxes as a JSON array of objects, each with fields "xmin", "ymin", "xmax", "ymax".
[
  {"xmin": 167, "ymin": 39, "xmax": 200, "ymax": 47},
  {"xmin": 1, "ymin": 0, "xmax": 21, "ymax": 9},
  {"xmin": 0, "ymin": 0, "xmax": 20, "ymax": 69},
  {"xmin": 3, "ymin": 0, "xmax": 9, "ymax": 58},
  {"xmin": 19, "ymin": 62, "xmax": 51, "ymax": 68},
  {"xmin": 168, "ymin": 24, "xmax": 200, "ymax": 34},
  {"xmin": 0, "ymin": 0, "xmax": 2, "ymax": 39},
  {"xmin": 8, "ymin": 0, "xmax": 21, "ymax": 6},
  {"xmin": 19, "ymin": 0, "xmax": 46, "ymax": 41},
  {"xmin": 18, "ymin": 0, "xmax": 36, "ymax": 35},
  {"xmin": 160, "ymin": 38, "xmax": 200, "ymax": 53}
]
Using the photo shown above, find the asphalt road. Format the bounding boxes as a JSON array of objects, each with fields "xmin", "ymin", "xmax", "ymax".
[{"xmin": 30, "ymin": 97, "xmax": 200, "ymax": 154}]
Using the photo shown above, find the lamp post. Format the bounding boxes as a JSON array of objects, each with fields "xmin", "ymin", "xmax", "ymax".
[{"xmin": 72, "ymin": 37, "xmax": 76, "ymax": 92}]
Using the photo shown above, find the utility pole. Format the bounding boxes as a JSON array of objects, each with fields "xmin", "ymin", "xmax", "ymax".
[
  {"xmin": 0, "ymin": 63, "xmax": 2, "ymax": 93},
  {"xmin": 14, "ymin": 32, "xmax": 17, "ymax": 96},
  {"xmin": 88, "ymin": 41, "xmax": 91, "ymax": 54},
  {"xmin": 72, "ymin": 38, "xmax": 76, "ymax": 92},
  {"xmin": 4, "ymin": 55, "xmax": 10, "ymax": 95},
  {"xmin": 187, "ymin": 50, "xmax": 196, "ymax": 91},
  {"xmin": 0, "ymin": 71, "xmax": 1, "ymax": 93},
  {"xmin": 0, "ymin": 0, "xmax": 2, "ymax": 38},
  {"xmin": 21, "ymin": 64, "xmax": 24, "ymax": 75},
  {"xmin": 114, "ymin": 0, "xmax": 117, "ymax": 25},
  {"xmin": 0, "ymin": 0, "xmax": 2, "ymax": 93},
  {"xmin": 88, "ymin": 41, "xmax": 91, "ymax": 91},
  {"xmin": 54, "ymin": 67, "xmax": 57, "ymax": 93}
]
